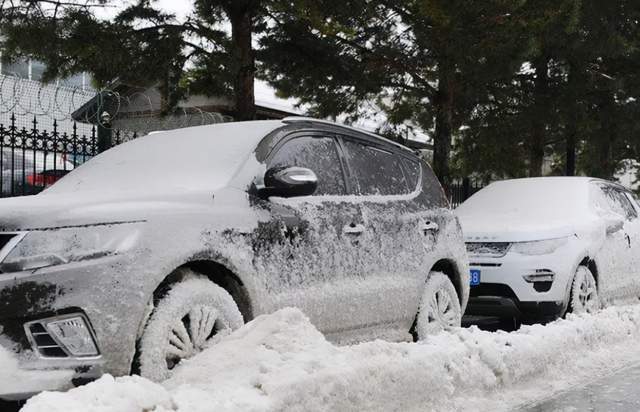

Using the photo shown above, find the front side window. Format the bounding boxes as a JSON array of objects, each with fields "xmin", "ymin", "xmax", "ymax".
[
  {"xmin": 269, "ymin": 135, "xmax": 346, "ymax": 195},
  {"xmin": 342, "ymin": 139, "xmax": 409, "ymax": 196}
]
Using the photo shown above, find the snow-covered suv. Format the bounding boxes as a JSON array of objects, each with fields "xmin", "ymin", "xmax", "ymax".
[
  {"xmin": 457, "ymin": 177, "xmax": 640, "ymax": 322},
  {"xmin": 0, "ymin": 118, "xmax": 468, "ymax": 399}
]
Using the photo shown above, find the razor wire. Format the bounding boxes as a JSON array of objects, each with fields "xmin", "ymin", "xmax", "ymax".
[{"xmin": 0, "ymin": 73, "xmax": 231, "ymax": 138}]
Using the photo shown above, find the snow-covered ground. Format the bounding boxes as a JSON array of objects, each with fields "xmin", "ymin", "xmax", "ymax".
[
  {"xmin": 17, "ymin": 303, "xmax": 640, "ymax": 412},
  {"xmin": 0, "ymin": 345, "xmax": 73, "ymax": 399}
]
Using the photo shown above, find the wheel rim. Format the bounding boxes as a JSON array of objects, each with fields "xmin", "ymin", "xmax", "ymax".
[
  {"xmin": 164, "ymin": 304, "xmax": 230, "ymax": 370},
  {"xmin": 575, "ymin": 269, "xmax": 598, "ymax": 313},
  {"xmin": 426, "ymin": 288, "xmax": 458, "ymax": 328}
]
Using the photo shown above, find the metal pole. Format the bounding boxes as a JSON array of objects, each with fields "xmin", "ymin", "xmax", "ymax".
[{"xmin": 97, "ymin": 111, "xmax": 112, "ymax": 153}]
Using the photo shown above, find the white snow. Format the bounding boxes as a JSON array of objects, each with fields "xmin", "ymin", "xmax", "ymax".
[
  {"xmin": 0, "ymin": 345, "xmax": 73, "ymax": 398},
  {"xmin": 21, "ymin": 304, "xmax": 640, "ymax": 412},
  {"xmin": 45, "ymin": 120, "xmax": 283, "ymax": 196},
  {"xmin": 456, "ymin": 177, "xmax": 595, "ymax": 239}
]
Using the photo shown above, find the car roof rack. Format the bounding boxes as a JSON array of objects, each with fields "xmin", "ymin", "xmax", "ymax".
[{"xmin": 282, "ymin": 116, "xmax": 413, "ymax": 153}]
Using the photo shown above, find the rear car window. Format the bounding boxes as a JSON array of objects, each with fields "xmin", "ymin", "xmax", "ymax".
[
  {"xmin": 402, "ymin": 158, "xmax": 421, "ymax": 191},
  {"xmin": 594, "ymin": 184, "xmax": 638, "ymax": 220},
  {"xmin": 421, "ymin": 162, "xmax": 448, "ymax": 208},
  {"xmin": 342, "ymin": 139, "xmax": 409, "ymax": 195}
]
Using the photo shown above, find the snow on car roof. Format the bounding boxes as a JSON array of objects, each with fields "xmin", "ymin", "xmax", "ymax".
[
  {"xmin": 283, "ymin": 117, "xmax": 414, "ymax": 153},
  {"xmin": 45, "ymin": 120, "xmax": 285, "ymax": 196}
]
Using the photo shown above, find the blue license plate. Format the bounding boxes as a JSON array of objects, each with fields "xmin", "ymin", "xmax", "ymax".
[{"xmin": 470, "ymin": 269, "xmax": 481, "ymax": 286}]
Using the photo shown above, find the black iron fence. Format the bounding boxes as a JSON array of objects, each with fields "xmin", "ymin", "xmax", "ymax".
[
  {"xmin": 0, "ymin": 114, "xmax": 136, "ymax": 197},
  {"xmin": 446, "ymin": 178, "xmax": 485, "ymax": 208}
]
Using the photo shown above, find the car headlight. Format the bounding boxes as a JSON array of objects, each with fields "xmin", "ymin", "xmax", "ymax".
[
  {"xmin": 510, "ymin": 237, "xmax": 568, "ymax": 256},
  {"xmin": 0, "ymin": 222, "xmax": 142, "ymax": 272}
]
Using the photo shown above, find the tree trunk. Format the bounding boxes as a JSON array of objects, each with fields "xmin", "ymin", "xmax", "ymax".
[
  {"xmin": 230, "ymin": 9, "xmax": 256, "ymax": 121},
  {"xmin": 566, "ymin": 131, "xmax": 576, "ymax": 176},
  {"xmin": 565, "ymin": 61, "xmax": 579, "ymax": 176},
  {"xmin": 433, "ymin": 63, "xmax": 455, "ymax": 188},
  {"xmin": 598, "ymin": 93, "xmax": 616, "ymax": 179},
  {"xmin": 529, "ymin": 57, "xmax": 548, "ymax": 177}
]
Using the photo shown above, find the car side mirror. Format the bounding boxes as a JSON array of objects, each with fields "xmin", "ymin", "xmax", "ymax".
[
  {"xmin": 260, "ymin": 166, "xmax": 318, "ymax": 198},
  {"xmin": 605, "ymin": 215, "xmax": 625, "ymax": 235}
]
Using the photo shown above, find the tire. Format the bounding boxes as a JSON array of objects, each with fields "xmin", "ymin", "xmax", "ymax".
[
  {"xmin": 415, "ymin": 272, "xmax": 462, "ymax": 340},
  {"xmin": 568, "ymin": 266, "xmax": 600, "ymax": 314},
  {"xmin": 137, "ymin": 270, "xmax": 244, "ymax": 381}
]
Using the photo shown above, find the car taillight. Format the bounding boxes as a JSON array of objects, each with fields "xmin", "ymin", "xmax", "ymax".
[
  {"xmin": 43, "ymin": 175, "xmax": 60, "ymax": 185},
  {"xmin": 27, "ymin": 173, "xmax": 61, "ymax": 187}
]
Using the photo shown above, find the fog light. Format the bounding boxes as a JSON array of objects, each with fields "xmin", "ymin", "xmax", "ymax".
[
  {"xmin": 523, "ymin": 274, "xmax": 555, "ymax": 282},
  {"xmin": 45, "ymin": 316, "xmax": 99, "ymax": 357},
  {"xmin": 523, "ymin": 269, "xmax": 555, "ymax": 283}
]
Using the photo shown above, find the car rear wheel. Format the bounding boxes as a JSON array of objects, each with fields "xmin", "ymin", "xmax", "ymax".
[
  {"xmin": 569, "ymin": 266, "xmax": 599, "ymax": 314},
  {"xmin": 415, "ymin": 272, "xmax": 462, "ymax": 340},
  {"xmin": 137, "ymin": 270, "xmax": 243, "ymax": 381}
]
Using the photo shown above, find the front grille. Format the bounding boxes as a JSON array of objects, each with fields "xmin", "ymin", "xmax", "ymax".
[
  {"xmin": 466, "ymin": 242, "xmax": 511, "ymax": 258},
  {"xmin": 26, "ymin": 322, "xmax": 69, "ymax": 358},
  {"xmin": 470, "ymin": 283, "xmax": 519, "ymax": 301},
  {"xmin": 470, "ymin": 262, "xmax": 503, "ymax": 267}
]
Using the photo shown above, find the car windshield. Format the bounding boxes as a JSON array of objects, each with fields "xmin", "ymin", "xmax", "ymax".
[
  {"xmin": 456, "ymin": 178, "xmax": 590, "ymax": 224},
  {"xmin": 45, "ymin": 121, "xmax": 282, "ymax": 196}
]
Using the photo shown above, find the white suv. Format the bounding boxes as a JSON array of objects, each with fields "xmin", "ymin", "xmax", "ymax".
[{"xmin": 456, "ymin": 177, "xmax": 640, "ymax": 322}]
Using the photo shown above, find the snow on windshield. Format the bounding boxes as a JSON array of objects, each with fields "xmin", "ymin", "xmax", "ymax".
[
  {"xmin": 456, "ymin": 178, "xmax": 593, "ymax": 230},
  {"xmin": 44, "ymin": 121, "xmax": 283, "ymax": 196},
  {"xmin": 21, "ymin": 305, "xmax": 640, "ymax": 412}
]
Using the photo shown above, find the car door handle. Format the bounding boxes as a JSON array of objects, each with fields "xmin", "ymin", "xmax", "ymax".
[
  {"xmin": 343, "ymin": 223, "xmax": 365, "ymax": 235},
  {"xmin": 421, "ymin": 221, "xmax": 439, "ymax": 234}
]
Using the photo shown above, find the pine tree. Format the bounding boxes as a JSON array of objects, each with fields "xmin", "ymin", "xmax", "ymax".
[
  {"xmin": 260, "ymin": 0, "xmax": 528, "ymax": 185},
  {"xmin": 0, "ymin": 0, "xmax": 265, "ymax": 120}
]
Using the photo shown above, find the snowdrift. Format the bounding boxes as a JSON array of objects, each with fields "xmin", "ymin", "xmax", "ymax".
[
  {"xmin": 0, "ymin": 345, "xmax": 73, "ymax": 398},
  {"xmin": 21, "ymin": 304, "xmax": 640, "ymax": 412}
]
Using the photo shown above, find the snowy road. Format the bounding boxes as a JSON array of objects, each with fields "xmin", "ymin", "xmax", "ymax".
[{"xmin": 524, "ymin": 362, "xmax": 640, "ymax": 412}]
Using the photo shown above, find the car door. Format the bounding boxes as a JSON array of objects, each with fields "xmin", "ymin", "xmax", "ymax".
[
  {"xmin": 591, "ymin": 183, "xmax": 638, "ymax": 300},
  {"xmin": 338, "ymin": 136, "xmax": 434, "ymax": 339},
  {"xmin": 250, "ymin": 131, "xmax": 367, "ymax": 337}
]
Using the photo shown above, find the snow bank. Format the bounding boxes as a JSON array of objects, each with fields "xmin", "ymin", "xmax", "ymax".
[
  {"xmin": 0, "ymin": 345, "xmax": 73, "ymax": 398},
  {"xmin": 22, "ymin": 305, "xmax": 640, "ymax": 411}
]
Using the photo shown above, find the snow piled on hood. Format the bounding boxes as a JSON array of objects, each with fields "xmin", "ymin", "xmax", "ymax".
[
  {"xmin": 22, "ymin": 305, "xmax": 640, "ymax": 412},
  {"xmin": 0, "ymin": 345, "xmax": 73, "ymax": 397},
  {"xmin": 45, "ymin": 120, "xmax": 282, "ymax": 197}
]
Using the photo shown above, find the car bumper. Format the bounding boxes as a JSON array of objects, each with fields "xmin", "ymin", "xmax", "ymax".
[
  {"xmin": 465, "ymin": 242, "xmax": 584, "ymax": 319},
  {"xmin": 466, "ymin": 293, "xmax": 566, "ymax": 320},
  {"xmin": 0, "ymin": 254, "xmax": 147, "ymax": 399},
  {"xmin": 0, "ymin": 354, "xmax": 103, "ymax": 401}
]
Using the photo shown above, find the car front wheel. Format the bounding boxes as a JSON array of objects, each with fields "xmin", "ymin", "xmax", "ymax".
[
  {"xmin": 415, "ymin": 271, "xmax": 462, "ymax": 340},
  {"xmin": 137, "ymin": 270, "xmax": 244, "ymax": 381},
  {"xmin": 569, "ymin": 266, "xmax": 600, "ymax": 314}
]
